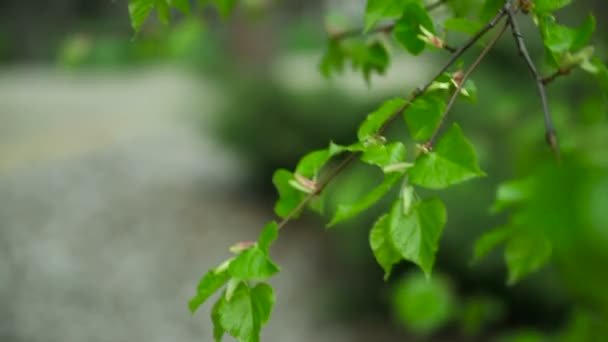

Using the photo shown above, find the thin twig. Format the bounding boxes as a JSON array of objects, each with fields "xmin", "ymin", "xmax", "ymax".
[
  {"xmin": 276, "ymin": 7, "xmax": 509, "ymax": 231},
  {"xmin": 542, "ymin": 67, "xmax": 573, "ymax": 85},
  {"xmin": 427, "ymin": 19, "xmax": 510, "ymax": 146},
  {"xmin": 506, "ymin": 8, "xmax": 560, "ymax": 159},
  {"xmin": 329, "ymin": 0, "xmax": 449, "ymax": 41}
]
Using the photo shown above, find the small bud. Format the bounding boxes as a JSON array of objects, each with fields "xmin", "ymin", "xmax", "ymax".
[
  {"xmin": 383, "ymin": 162, "xmax": 415, "ymax": 174},
  {"xmin": 452, "ymin": 70, "xmax": 464, "ymax": 86},
  {"xmin": 418, "ymin": 25, "xmax": 446, "ymax": 49},
  {"xmin": 519, "ymin": 0, "xmax": 535, "ymax": 14},
  {"xmin": 289, "ymin": 174, "xmax": 317, "ymax": 194},
  {"xmin": 416, "ymin": 142, "xmax": 432, "ymax": 155},
  {"xmin": 229, "ymin": 241, "xmax": 256, "ymax": 254}
]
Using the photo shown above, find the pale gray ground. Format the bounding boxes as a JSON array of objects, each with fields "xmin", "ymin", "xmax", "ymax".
[{"xmin": 0, "ymin": 65, "xmax": 426, "ymax": 342}]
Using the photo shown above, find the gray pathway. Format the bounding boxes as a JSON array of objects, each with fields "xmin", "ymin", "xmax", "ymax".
[{"xmin": 0, "ymin": 66, "xmax": 399, "ymax": 342}]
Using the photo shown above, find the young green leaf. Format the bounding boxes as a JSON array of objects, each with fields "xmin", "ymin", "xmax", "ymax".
[
  {"xmin": 362, "ymin": 42, "xmax": 390, "ymax": 83},
  {"xmin": 320, "ymin": 41, "xmax": 345, "ymax": 78},
  {"xmin": 295, "ymin": 150, "xmax": 331, "ymax": 180},
  {"xmin": 211, "ymin": 294, "xmax": 226, "ymax": 341},
  {"xmin": 189, "ymin": 265, "xmax": 232, "ymax": 313},
  {"xmin": 258, "ymin": 222, "xmax": 278, "ymax": 255},
  {"xmin": 129, "ymin": 0, "xmax": 155, "ymax": 32},
  {"xmin": 409, "ymin": 124, "xmax": 485, "ymax": 189},
  {"xmin": 358, "ymin": 98, "xmax": 406, "ymax": 142},
  {"xmin": 534, "ymin": 0, "xmax": 573, "ymax": 14},
  {"xmin": 273, "ymin": 169, "xmax": 306, "ymax": 218},
  {"xmin": 155, "ymin": 0, "xmax": 171, "ymax": 24},
  {"xmin": 218, "ymin": 282, "xmax": 275, "ymax": 342},
  {"xmin": 491, "ymin": 177, "xmax": 534, "ymax": 213},
  {"xmin": 471, "ymin": 226, "xmax": 514, "ymax": 264},
  {"xmin": 571, "ymin": 14, "xmax": 596, "ymax": 52},
  {"xmin": 328, "ymin": 172, "xmax": 404, "ymax": 227},
  {"xmin": 540, "ymin": 16, "xmax": 574, "ymax": 54},
  {"xmin": 393, "ymin": 1, "xmax": 435, "ymax": 55},
  {"xmin": 229, "ymin": 247, "xmax": 280, "ymax": 280},
  {"xmin": 404, "ymin": 94, "xmax": 445, "ymax": 141},
  {"xmin": 364, "ymin": 0, "xmax": 407, "ymax": 33},
  {"xmin": 370, "ymin": 214, "xmax": 402, "ymax": 280},
  {"xmin": 361, "ymin": 142, "xmax": 407, "ymax": 170},
  {"xmin": 461, "ymin": 79, "xmax": 478, "ymax": 102},
  {"xmin": 389, "ymin": 197, "xmax": 447, "ymax": 277},
  {"xmin": 505, "ymin": 232, "xmax": 552, "ymax": 285}
]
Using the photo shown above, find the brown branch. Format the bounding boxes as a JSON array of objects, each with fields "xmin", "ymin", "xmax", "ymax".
[
  {"xmin": 276, "ymin": 6, "xmax": 510, "ymax": 231},
  {"xmin": 427, "ymin": 19, "xmax": 510, "ymax": 147},
  {"xmin": 329, "ymin": 0, "xmax": 450, "ymax": 41},
  {"xmin": 506, "ymin": 8, "xmax": 560, "ymax": 160}
]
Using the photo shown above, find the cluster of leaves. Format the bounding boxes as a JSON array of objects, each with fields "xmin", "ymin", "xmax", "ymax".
[
  {"xmin": 128, "ymin": 0, "xmax": 238, "ymax": 33},
  {"xmin": 123, "ymin": 0, "xmax": 608, "ymax": 341},
  {"xmin": 321, "ymin": 0, "xmax": 439, "ymax": 82},
  {"xmin": 189, "ymin": 222, "xmax": 279, "ymax": 342}
]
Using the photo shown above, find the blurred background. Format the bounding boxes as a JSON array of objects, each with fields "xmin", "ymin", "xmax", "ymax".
[{"xmin": 0, "ymin": 0, "xmax": 607, "ymax": 341}]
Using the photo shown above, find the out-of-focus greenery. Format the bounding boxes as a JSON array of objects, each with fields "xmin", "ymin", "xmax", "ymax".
[{"xmin": 57, "ymin": 17, "xmax": 222, "ymax": 69}]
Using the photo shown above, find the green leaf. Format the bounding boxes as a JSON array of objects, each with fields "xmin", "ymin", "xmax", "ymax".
[
  {"xmin": 540, "ymin": 16, "xmax": 574, "ymax": 54},
  {"xmin": 218, "ymin": 282, "xmax": 275, "ymax": 342},
  {"xmin": 461, "ymin": 79, "xmax": 478, "ymax": 102},
  {"xmin": 443, "ymin": 17, "xmax": 483, "ymax": 36},
  {"xmin": 171, "ymin": 0, "xmax": 191, "ymax": 14},
  {"xmin": 229, "ymin": 247, "xmax": 280, "ymax": 280},
  {"xmin": 189, "ymin": 264, "xmax": 231, "ymax": 313},
  {"xmin": 273, "ymin": 169, "xmax": 306, "ymax": 218},
  {"xmin": 361, "ymin": 142, "xmax": 407, "ymax": 170},
  {"xmin": 211, "ymin": 295, "xmax": 226, "ymax": 341},
  {"xmin": 369, "ymin": 214, "xmax": 402, "ymax": 280},
  {"xmin": 258, "ymin": 222, "xmax": 278, "ymax": 255},
  {"xmin": 393, "ymin": 1, "xmax": 435, "ymax": 55},
  {"xmin": 295, "ymin": 149, "xmax": 331, "ymax": 180},
  {"xmin": 409, "ymin": 124, "xmax": 485, "ymax": 189},
  {"xmin": 389, "ymin": 197, "xmax": 447, "ymax": 277},
  {"xmin": 404, "ymin": 94, "xmax": 445, "ymax": 141},
  {"xmin": 472, "ymin": 226, "xmax": 514, "ymax": 264},
  {"xmin": 491, "ymin": 178, "xmax": 534, "ymax": 213},
  {"xmin": 358, "ymin": 98, "xmax": 406, "ymax": 142},
  {"xmin": 319, "ymin": 41, "xmax": 345, "ymax": 78},
  {"xmin": 571, "ymin": 14, "xmax": 596, "ymax": 51},
  {"xmin": 479, "ymin": 0, "xmax": 503, "ymax": 22},
  {"xmin": 505, "ymin": 232, "xmax": 552, "ymax": 285},
  {"xmin": 214, "ymin": 0, "xmax": 238, "ymax": 17},
  {"xmin": 534, "ymin": 0, "xmax": 573, "ymax": 13},
  {"xmin": 364, "ymin": 0, "xmax": 407, "ymax": 33},
  {"xmin": 328, "ymin": 172, "xmax": 404, "ymax": 227},
  {"xmin": 129, "ymin": 0, "xmax": 155, "ymax": 32},
  {"xmin": 362, "ymin": 42, "xmax": 390, "ymax": 83},
  {"xmin": 392, "ymin": 273, "xmax": 454, "ymax": 334},
  {"xmin": 155, "ymin": 0, "xmax": 171, "ymax": 24}
]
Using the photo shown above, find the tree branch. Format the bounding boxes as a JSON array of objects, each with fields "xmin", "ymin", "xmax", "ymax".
[
  {"xmin": 427, "ymin": 19, "xmax": 510, "ymax": 147},
  {"xmin": 542, "ymin": 67, "xmax": 573, "ymax": 85},
  {"xmin": 329, "ymin": 0, "xmax": 449, "ymax": 41},
  {"xmin": 277, "ymin": 7, "xmax": 510, "ymax": 230},
  {"xmin": 506, "ymin": 8, "xmax": 560, "ymax": 159}
]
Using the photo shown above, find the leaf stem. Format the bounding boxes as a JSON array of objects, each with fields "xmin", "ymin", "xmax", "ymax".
[{"xmin": 506, "ymin": 8, "xmax": 560, "ymax": 160}]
